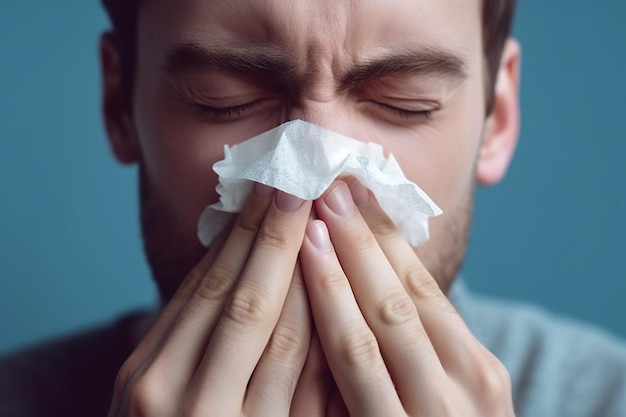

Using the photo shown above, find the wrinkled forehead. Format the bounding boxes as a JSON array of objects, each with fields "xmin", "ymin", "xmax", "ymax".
[{"xmin": 138, "ymin": 0, "xmax": 483, "ymax": 69}]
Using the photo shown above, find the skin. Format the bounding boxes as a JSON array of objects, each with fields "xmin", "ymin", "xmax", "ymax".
[{"xmin": 101, "ymin": 0, "xmax": 521, "ymax": 415}]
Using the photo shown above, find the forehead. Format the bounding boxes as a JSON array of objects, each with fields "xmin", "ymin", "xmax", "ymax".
[{"xmin": 138, "ymin": 0, "xmax": 482, "ymax": 69}]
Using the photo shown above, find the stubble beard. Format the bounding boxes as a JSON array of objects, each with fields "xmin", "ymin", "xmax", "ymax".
[
  {"xmin": 417, "ymin": 185, "xmax": 473, "ymax": 294},
  {"xmin": 139, "ymin": 165, "xmax": 474, "ymax": 303},
  {"xmin": 139, "ymin": 166, "xmax": 206, "ymax": 302}
]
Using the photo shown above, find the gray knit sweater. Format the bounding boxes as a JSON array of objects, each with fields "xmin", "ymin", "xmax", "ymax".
[{"xmin": 1, "ymin": 282, "xmax": 625, "ymax": 416}]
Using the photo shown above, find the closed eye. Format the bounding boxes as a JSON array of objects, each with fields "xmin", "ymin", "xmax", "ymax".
[
  {"xmin": 195, "ymin": 99, "xmax": 271, "ymax": 121},
  {"xmin": 197, "ymin": 100, "xmax": 261, "ymax": 119},
  {"xmin": 372, "ymin": 101, "xmax": 435, "ymax": 121}
]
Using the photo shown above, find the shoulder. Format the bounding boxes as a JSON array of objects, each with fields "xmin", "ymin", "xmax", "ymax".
[
  {"xmin": 450, "ymin": 281, "xmax": 626, "ymax": 417},
  {"xmin": 0, "ymin": 312, "xmax": 143, "ymax": 417}
]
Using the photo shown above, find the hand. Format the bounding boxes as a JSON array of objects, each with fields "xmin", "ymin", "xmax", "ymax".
[
  {"xmin": 108, "ymin": 183, "xmax": 314, "ymax": 417},
  {"xmin": 298, "ymin": 180, "xmax": 515, "ymax": 416}
]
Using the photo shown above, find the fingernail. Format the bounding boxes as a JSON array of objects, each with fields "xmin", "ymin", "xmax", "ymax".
[
  {"xmin": 349, "ymin": 181, "xmax": 370, "ymax": 206},
  {"xmin": 325, "ymin": 183, "xmax": 354, "ymax": 216},
  {"xmin": 307, "ymin": 221, "xmax": 332, "ymax": 251},
  {"xmin": 253, "ymin": 182, "xmax": 274, "ymax": 198},
  {"xmin": 276, "ymin": 190, "xmax": 304, "ymax": 212}
]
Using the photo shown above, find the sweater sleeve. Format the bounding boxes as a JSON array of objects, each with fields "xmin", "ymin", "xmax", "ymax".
[{"xmin": 450, "ymin": 281, "xmax": 626, "ymax": 417}]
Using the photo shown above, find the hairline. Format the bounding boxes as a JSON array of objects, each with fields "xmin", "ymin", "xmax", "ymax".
[{"xmin": 102, "ymin": 0, "xmax": 516, "ymax": 115}]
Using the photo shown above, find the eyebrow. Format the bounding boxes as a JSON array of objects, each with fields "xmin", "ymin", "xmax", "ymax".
[
  {"xmin": 162, "ymin": 42, "xmax": 468, "ymax": 90},
  {"xmin": 162, "ymin": 42, "xmax": 298, "ymax": 83},
  {"xmin": 339, "ymin": 48, "xmax": 468, "ymax": 91}
]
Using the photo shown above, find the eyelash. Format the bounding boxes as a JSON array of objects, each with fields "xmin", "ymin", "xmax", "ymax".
[
  {"xmin": 373, "ymin": 102, "xmax": 434, "ymax": 120},
  {"xmin": 196, "ymin": 100, "xmax": 263, "ymax": 120},
  {"xmin": 194, "ymin": 100, "xmax": 434, "ymax": 122}
]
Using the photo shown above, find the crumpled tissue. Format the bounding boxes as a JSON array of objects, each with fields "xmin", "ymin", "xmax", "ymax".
[{"xmin": 197, "ymin": 119, "xmax": 442, "ymax": 247}]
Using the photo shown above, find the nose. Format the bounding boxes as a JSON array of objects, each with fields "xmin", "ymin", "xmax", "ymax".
[{"xmin": 285, "ymin": 98, "xmax": 366, "ymax": 141}]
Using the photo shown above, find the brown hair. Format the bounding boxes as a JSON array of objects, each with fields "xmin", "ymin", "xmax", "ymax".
[
  {"xmin": 101, "ymin": 0, "xmax": 516, "ymax": 115},
  {"xmin": 482, "ymin": 0, "xmax": 517, "ymax": 113}
]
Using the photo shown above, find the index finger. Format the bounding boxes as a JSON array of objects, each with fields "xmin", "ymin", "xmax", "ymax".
[
  {"xmin": 186, "ymin": 191, "xmax": 312, "ymax": 414},
  {"xmin": 347, "ymin": 180, "xmax": 486, "ymax": 374}
]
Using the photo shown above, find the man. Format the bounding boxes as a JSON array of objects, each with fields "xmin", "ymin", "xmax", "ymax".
[{"xmin": 1, "ymin": 1, "xmax": 625, "ymax": 416}]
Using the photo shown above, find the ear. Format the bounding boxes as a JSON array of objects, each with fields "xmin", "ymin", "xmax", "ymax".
[
  {"xmin": 100, "ymin": 33, "xmax": 139, "ymax": 165},
  {"xmin": 476, "ymin": 38, "xmax": 521, "ymax": 185}
]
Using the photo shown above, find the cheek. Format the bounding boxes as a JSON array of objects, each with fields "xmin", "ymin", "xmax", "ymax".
[
  {"xmin": 375, "ymin": 84, "xmax": 485, "ymax": 264},
  {"xmin": 390, "ymin": 86, "xmax": 485, "ymax": 257},
  {"xmin": 389, "ymin": 109, "xmax": 484, "ymax": 215},
  {"xmin": 132, "ymin": 78, "xmax": 278, "ymax": 236}
]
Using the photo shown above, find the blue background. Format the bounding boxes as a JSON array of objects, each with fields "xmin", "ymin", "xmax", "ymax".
[{"xmin": 1, "ymin": 1, "xmax": 625, "ymax": 354}]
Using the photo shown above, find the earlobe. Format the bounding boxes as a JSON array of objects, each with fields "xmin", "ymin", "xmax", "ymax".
[
  {"xmin": 100, "ymin": 33, "xmax": 139, "ymax": 165},
  {"xmin": 476, "ymin": 38, "xmax": 521, "ymax": 186}
]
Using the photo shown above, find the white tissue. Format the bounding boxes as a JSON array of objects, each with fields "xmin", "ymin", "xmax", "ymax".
[{"xmin": 197, "ymin": 120, "xmax": 442, "ymax": 247}]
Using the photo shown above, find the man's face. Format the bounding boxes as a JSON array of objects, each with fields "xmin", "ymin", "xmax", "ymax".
[{"xmin": 130, "ymin": 0, "xmax": 490, "ymax": 299}]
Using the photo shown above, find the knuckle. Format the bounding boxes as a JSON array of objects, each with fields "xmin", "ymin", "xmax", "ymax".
[
  {"xmin": 235, "ymin": 209, "xmax": 264, "ymax": 236},
  {"xmin": 432, "ymin": 395, "xmax": 455, "ymax": 417},
  {"xmin": 126, "ymin": 370, "xmax": 168, "ymax": 417},
  {"xmin": 341, "ymin": 326, "xmax": 380, "ymax": 367},
  {"xmin": 266, "ymin": 377, "xmax": 295, "ymax": 406},
  {"xmin": 403, "ymin": 264, "xmax": 441, "ymax": 299},
  {"xmin": 478, "ymin": 369, "xmax": 505, "ymax": 396},
  {"xmin": 255, "ymin": 222, "xmax": 293, "ymax": 250},
  {"xmin": 115, "ymin": 357, "xmax": 138, "ymax": 392},
  {"xmin": 179, "ymin": 392, "xmax": 212, "ymax": 417},
  {"xmin": 318, "ymin": 270, "xmax": 349, "ymax": 294},
  {"xmin": 348, "ymin": 228, "xmax": 378, "ymax": 254},
  {"xmin": 472, "ymin": 359, "xmax": 512, "ymax": 404},
  {"xmin": 251, "ymin": 371, "xmax": 296, "ymax": 409},
  {"xmin": 377, "ymin": 291, "xmax": 418, "ymax": 326},
  {"xmin": 367, "ymin": 213, "xmax": 397, "ymax": 239},
  {"xmin": 490, "ymin": 357, "xmax": 513, "ymax": 394},
  {"xmin": 176, "ymin": 268, "xmax": 205, "ymax": 299},
  {"xmin": 498, "ymin": 364, "xmax": 513, "ymax": 391},
  {"xmin": 224, "ymin": 286, "xmax": 270, "ymax": 328},
  {"xmin": 193, "ymin": 264, "xmax": 236, "ymax": 303},
  {"xmin": 267, "ymin": 322, "xmax": 307, "ymax": 360}
]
